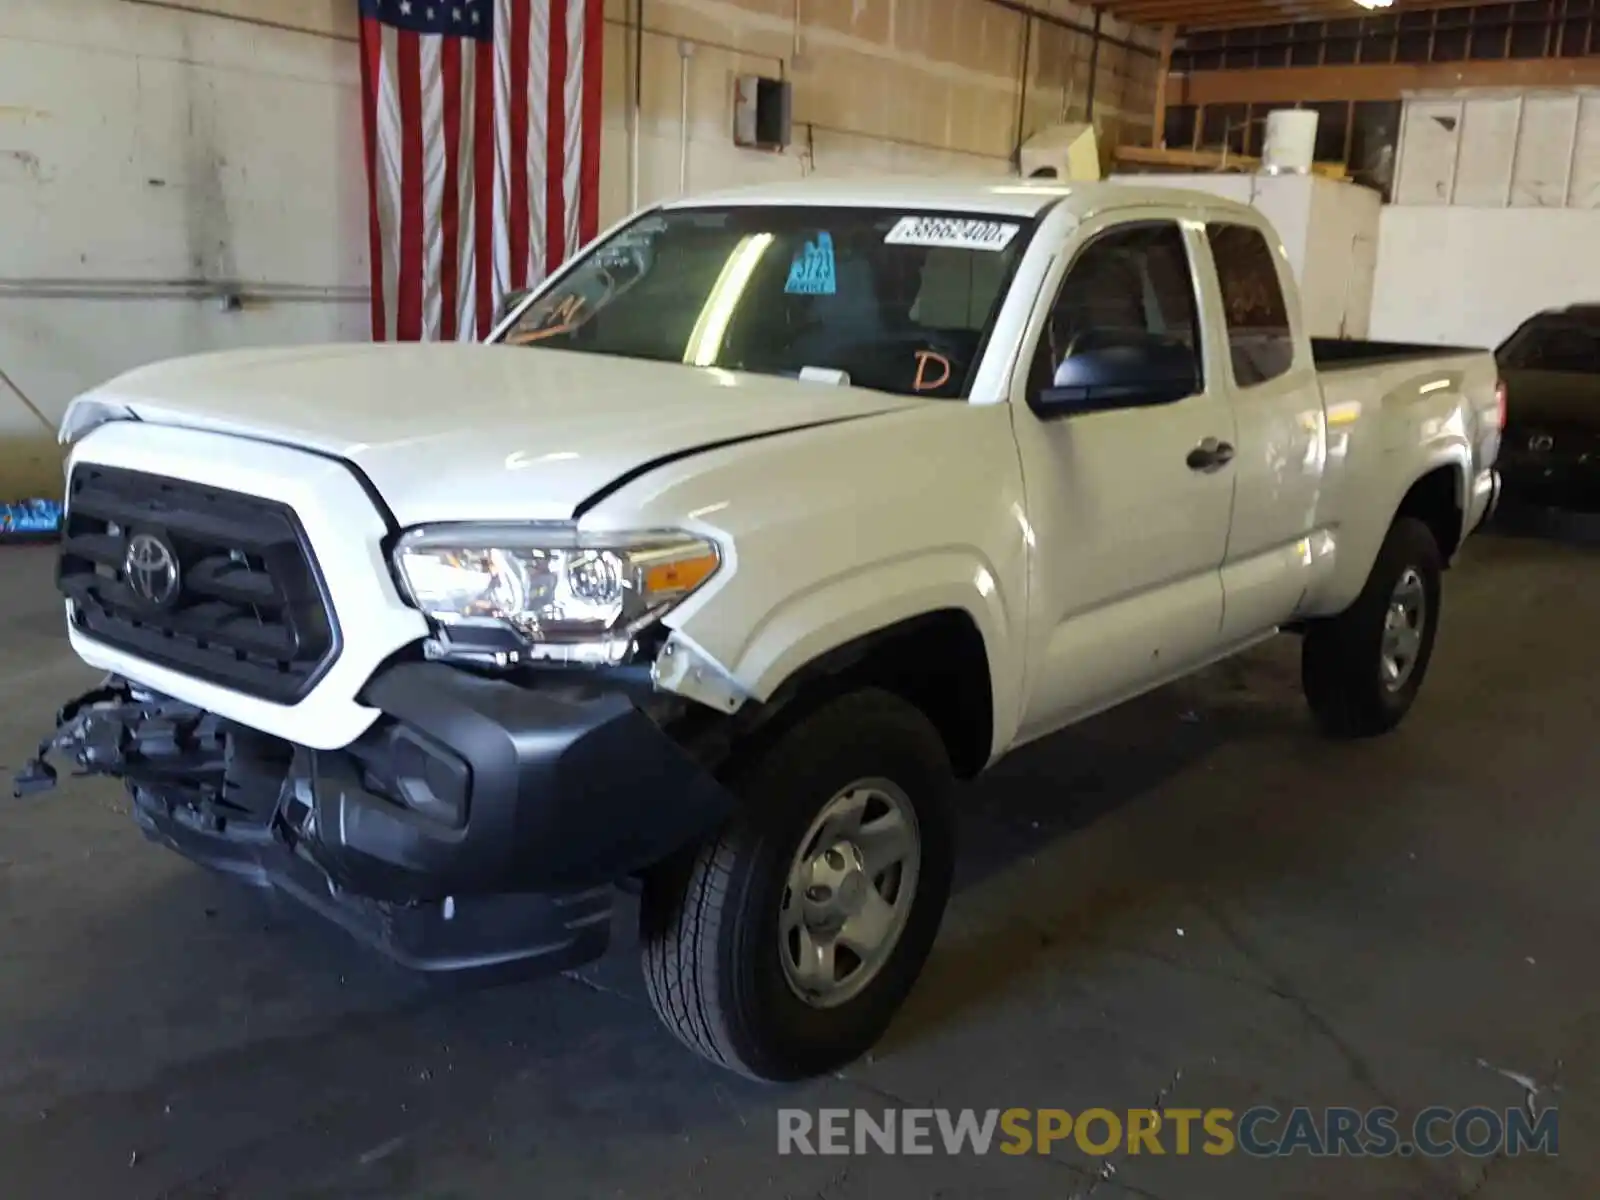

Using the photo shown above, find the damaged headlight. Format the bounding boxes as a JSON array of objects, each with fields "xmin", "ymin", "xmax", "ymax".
[{"xmin": 392, "ymin": 524, "xmax": 721, "ymax": 666}]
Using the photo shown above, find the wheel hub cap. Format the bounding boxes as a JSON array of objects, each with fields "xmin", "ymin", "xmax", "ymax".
[
  {"xmin": 1380, "ymin": 567, "xmax": 1427, "ymax": 691},
  {"xmin": 779, "ymin": 780, "xmax": 921, "ymax": 1009}
]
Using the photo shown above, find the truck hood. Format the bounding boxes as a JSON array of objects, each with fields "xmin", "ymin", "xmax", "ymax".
[{"xmin": 67, "ymin": 344, "xmax": 919, "ymax": 526}]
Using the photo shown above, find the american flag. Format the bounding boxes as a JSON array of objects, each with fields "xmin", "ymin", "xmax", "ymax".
[{"xmin": 358, "ymin": 0, "xmax": 604, "ymax": 342}]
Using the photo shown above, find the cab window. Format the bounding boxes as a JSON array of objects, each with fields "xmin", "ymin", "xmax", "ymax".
[
  {"xmin": 1206, "ymin": 223, "xmax": 1294, "ymax": 387},
  {"xmin": 1028, "ymin": 220, "xmax": 1202, "ymax": 399}
]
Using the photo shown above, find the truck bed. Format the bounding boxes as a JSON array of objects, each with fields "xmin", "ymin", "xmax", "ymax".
[{"xmin": 1311, "ymin": 337, "xmax": 1486, "ymax": 371}]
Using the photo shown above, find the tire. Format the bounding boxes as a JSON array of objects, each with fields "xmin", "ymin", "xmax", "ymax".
[
  {"xmin": 1302, "ymin": 516, "xmax": 1443, "ymax": 739},
  {"xmin": 639, "ymin": 688, "xmax": 955, "ymax": 1082}
]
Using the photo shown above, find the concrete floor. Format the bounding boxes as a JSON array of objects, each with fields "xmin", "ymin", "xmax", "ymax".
[{"xmin": 1, "ymin": 521, "xmax": 1597, "ymax": 1199}]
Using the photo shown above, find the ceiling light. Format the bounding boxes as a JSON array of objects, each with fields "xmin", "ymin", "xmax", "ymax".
[{"xmin": 1354, "ymin": 0, "xmax": 1394, "ymax": 8}]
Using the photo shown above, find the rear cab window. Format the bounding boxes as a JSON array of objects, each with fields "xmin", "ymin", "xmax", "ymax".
[{"xmin": 1206, "ymin": 223, "xmax": 1295, "ymax": 388}]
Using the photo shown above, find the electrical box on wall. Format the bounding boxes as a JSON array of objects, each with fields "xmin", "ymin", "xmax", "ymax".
[{"xmin": 734, "ymin": 75, "xmax": 791, "ymax": 150}]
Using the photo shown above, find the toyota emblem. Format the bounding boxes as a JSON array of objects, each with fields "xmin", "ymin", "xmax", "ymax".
[
  {"xmin": 124, "ymin": 533, "xmax": 181, "ymax": 607},
  {"xmin": 1530, "ymin": 434, "xmax": 1554, "ymax": 452}
]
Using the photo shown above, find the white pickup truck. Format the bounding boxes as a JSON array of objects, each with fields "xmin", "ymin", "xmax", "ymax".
[{"xmin": 17, "ymin": 178, "xmax": 1501, "ymax": 1082}]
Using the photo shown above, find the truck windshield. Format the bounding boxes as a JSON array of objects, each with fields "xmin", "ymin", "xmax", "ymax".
[{"xmin": 496, "ymin": 206, "xmax": 1033, "ymax": 399}]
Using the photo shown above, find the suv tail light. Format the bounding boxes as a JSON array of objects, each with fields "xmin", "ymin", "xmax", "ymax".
[{"xmin": 1495, "ymin": 378, "xmax": 1508, "ymax": 429}]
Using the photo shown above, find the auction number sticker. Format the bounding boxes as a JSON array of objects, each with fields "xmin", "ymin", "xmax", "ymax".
[{"xmin": 884, "ymin": 216, "xmax": 1020, "ymax": 251}]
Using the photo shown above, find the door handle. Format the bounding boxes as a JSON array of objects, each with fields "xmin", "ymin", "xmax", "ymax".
[{"xmin": 1187, "ymin": 438, "xmax": 1235, "ymax": 472}]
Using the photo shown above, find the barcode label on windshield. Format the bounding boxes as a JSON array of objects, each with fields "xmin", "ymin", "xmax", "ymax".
[{"xmin": 884, "ymin": 216, "xmax": 1020, "ymax": 251}]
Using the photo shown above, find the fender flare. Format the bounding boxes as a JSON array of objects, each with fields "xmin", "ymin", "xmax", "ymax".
[
  {"xmin": 1315, "ymin": 442, "xmax": 1471, "ymax": 617},
  {"xmin": 723, "ymin": 549, "xmax": 1019, "ymax": 755}
]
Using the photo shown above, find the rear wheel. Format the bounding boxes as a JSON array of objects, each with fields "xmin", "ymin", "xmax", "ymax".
[
  {"xmin": 639, "ymin": 689, "xmax": 954, "ymax": 1081},
  {"xmin": 1302, "ymin": 516, "xmax": 1442, "ymax": 739}
]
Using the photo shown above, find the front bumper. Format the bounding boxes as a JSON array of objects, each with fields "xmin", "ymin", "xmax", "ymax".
[{"xmin": 15, "ymin": 664, "xmax": 735, "ymax": 977}]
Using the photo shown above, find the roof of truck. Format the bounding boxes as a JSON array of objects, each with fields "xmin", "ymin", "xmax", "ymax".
[{"xmin": 662, "ymin": 175, "xmax": 1261, "ymax": 221}]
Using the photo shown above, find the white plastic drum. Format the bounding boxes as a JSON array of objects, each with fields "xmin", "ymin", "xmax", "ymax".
[{"xmin": 1261, "ymin": 109, "xmax": 1319, "ymax": 175}]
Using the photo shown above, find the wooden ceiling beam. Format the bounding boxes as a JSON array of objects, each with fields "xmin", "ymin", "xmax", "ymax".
[
  {"xmin": 1167, "ymin": 12, "xmax": 1361, "ymax": 28},
  {"xmin": 1124, "ymin": 9, "xmax": 1330, "ymax": 28},
  {"xmin": 1105, "ymin": 0, "xmax": 1328, "ymax": 20},
  {"xmin": 1173, "ymin": 56, "xmax": 1600, "ymax": 105},
  {"xmin": 1151, "ymin": 24, "xmax": 1178, "ymax": 144},
  {"xmin": 1100, "ymin": 0, "xmax": 1490, "ymax": 28}
]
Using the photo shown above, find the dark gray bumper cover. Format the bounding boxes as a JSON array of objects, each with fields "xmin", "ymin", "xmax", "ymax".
[{"xmin": 13, "ymin": 664, "xmax": 737, "ymax": 978}]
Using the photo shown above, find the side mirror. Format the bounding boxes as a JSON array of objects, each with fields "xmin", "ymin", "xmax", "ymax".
[
  {"xmin": 493, "ymin": 288, "xmax": 534, "ymax": 329},
  {"xmin": 1034, "ymin": 332, "xmax": 1201, "ymax": 417}
]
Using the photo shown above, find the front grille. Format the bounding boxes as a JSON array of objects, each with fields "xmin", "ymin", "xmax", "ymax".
[{"xmin": 58, "ymin": 465, "xmax": 340, "ymax": 704}]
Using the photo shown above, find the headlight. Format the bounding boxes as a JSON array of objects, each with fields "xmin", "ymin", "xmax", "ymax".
[{"xmin": 393, "ymin": 524, "xmax": 721, "ymax": 666}]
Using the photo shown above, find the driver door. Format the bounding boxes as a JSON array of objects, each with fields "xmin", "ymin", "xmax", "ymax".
[{"xmin": 1011, "ymin": 216, "xmax": 1238, "ymax": 743}]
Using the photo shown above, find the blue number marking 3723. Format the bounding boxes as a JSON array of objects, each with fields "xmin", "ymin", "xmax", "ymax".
[{"xmin": 785, "ymin": 233, "xmax": 837, "ymax": 296}]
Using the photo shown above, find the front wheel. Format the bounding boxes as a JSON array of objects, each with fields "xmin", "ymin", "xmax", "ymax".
[
  {"xmin": 639, "ymin": 689, "xmax": 954, "ymax": 1081},
  {"xmin": 1302, "ymin": 516, "xmax": 1443, "ymax": 739}
]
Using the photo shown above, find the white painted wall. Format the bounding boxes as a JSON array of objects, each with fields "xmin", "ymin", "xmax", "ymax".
[
  {"xmin": 1370, "ymin": 206, "xmax": 1600, "ymax": 349},
  {"xmin": 596, "ymin": 23, "xmax": 1011, "ymax": 238},
  {"xmin": 595, "ymin": 0, "xmax": 1161, "ymax": 232},
  {"xmin": 1372, "ymin": 87, "xmax": 1600, "ymax": 348},
  {"xmin": 0, "ymin": 0, "xmax": 366, "ymax": 495}
]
